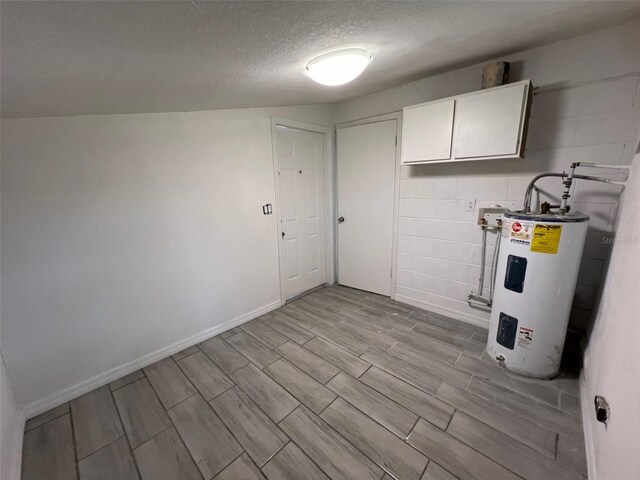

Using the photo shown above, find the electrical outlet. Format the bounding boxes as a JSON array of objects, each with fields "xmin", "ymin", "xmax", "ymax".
[{"xmin": 465, "ymin": 199, "xmax": 476, "ymax": 212}]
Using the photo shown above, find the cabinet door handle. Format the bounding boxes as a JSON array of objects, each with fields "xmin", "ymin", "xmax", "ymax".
[{"xmin": 338, "ymin": 217, "xmax": 345, "ymax": 224}]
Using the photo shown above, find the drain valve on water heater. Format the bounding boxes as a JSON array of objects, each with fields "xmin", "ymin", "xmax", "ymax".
[{"xmin": 594, "ymin": 395, "xmax": 610, "ymax": 424}]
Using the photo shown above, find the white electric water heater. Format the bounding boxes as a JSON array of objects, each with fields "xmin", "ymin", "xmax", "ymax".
[{"xmin": 487, "ymin": 211, "xmax": 589, "ymax": 378}]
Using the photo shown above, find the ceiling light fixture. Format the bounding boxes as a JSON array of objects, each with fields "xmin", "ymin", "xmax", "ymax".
[{"xmin": 305, "ymin": 48, "xmax": 372, "ymax": 86}]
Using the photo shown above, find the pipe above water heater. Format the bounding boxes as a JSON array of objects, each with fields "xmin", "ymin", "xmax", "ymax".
[{"xmin": 523, "ymin": 163, "xmax": 628, "ymax": 214}]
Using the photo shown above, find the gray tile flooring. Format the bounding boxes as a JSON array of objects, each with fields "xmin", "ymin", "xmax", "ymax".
[{"xmin": 22, "ymin": 285, "xmax": 587, "ymax": 480}]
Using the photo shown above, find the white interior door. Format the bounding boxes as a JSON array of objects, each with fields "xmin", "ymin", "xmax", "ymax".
[
  {"xmin": 275, "ymin": 125, "xmax": 326, "ymax": 300},
  {"xmin": 337, "ymin": 119, "xmax": 397, "ymax": 296}
]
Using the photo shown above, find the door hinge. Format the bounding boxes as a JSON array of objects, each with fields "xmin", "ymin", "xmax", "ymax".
[
  {"xmin": 390, "ymin": 268, "xmax": 393, "ymax": 278},
  {"xmin": 395, "ymin": 135, "xmax": 397, "ymax": 146}
]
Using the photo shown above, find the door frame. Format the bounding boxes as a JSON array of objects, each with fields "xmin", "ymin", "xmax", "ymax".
[
  {"xmin": 335, "ymin": 112, "xmax": 402, "ymax": 299},
  {"xmin": 271, "ymin": 117, "xmax": 334, "ymax": 305}
]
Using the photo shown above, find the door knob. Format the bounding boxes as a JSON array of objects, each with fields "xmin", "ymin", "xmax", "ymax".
[
  {"xmin": 282, "ymin": 232, "xmax": 285, "ymax": 239},
  {"xmin": 338, "ymin": 217, "xmax": 345, "ymax": 224}
]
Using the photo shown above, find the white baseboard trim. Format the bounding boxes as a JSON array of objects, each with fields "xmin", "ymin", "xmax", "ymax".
[
  {"xmin": 579, "ymin": 368, "xmax": 597, "ymax": 480},
  {"xmin": 22, "ymin": 299, "xmax": 281, "ymax": 419},
  {"xmin": 394, "ymin": 293, "xmax": 489, "ymax": 329}
]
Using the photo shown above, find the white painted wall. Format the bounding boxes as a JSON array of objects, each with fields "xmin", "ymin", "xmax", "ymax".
[
  {"xmin": 1, "ymin": 117, "xmax": 26, "ymax": 479},
  {"xmin": 581, "ymin": 148, "xmax": 640, "ymax": 480},
  {"xmin": 336, "ymin": 18, "xmax": 640, "ymax": 327},
  {"xmin": 0, "ymin": 352, "xmax": 24, "ymax": 480},
  {"xmin": 1, "ymin": 105, "xmax": 334, "ymax": 415}
]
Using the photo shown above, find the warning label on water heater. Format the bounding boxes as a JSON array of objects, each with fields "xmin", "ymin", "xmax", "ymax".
[
  {"xmin": 518, "ymin": 327, "xmax": 534, "ymax": 350},
  {"xmin": 530, "ymin": 224, "xmax": 562, "ymax": 254}
]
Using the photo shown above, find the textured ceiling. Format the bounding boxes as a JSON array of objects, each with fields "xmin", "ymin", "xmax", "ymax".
[{"xmin": 2, "ymin": 1, "xmax": 640, "ymax": 118}]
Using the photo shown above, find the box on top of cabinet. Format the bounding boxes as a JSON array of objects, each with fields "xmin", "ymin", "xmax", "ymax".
[{"xmin": 401, "ymin": 80, "xmax": 532, "ymax": 165}]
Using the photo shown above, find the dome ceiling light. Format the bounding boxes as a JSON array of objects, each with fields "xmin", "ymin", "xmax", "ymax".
[{"xmin": 304, "ymin": 48, "xmax": 372, "ymax": 86}]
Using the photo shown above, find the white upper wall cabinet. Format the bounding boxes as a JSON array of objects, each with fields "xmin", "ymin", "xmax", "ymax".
[
  {"xmin": 401, "ymin": 99, "xmax": 455, "ymax": 163},
  {"xmin": 453, "ymin": 82, "xmax": 529, "ymax": 159},
  {"xmin": 401, "ymin": 80, "xmax": 532, "ymax": 164}
]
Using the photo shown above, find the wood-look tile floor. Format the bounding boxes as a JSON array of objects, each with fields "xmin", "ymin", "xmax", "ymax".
[{"xmin": 22, "ymin": 285, "xmax": 587, "ymax": 480}]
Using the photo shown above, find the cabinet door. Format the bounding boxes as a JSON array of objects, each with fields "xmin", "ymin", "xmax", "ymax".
[
  {"xmin": 401, "ymin": 99, "xmax": 454, "ymax": 164},
  {"xmin": 453, "ymin": 83, "xmax": 527, "ymax": 159}
]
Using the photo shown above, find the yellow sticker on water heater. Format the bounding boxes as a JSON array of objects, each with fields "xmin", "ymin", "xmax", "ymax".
[{"xmin": 530, "ymin": 224, "xmax": 562, "ymax": 254}]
